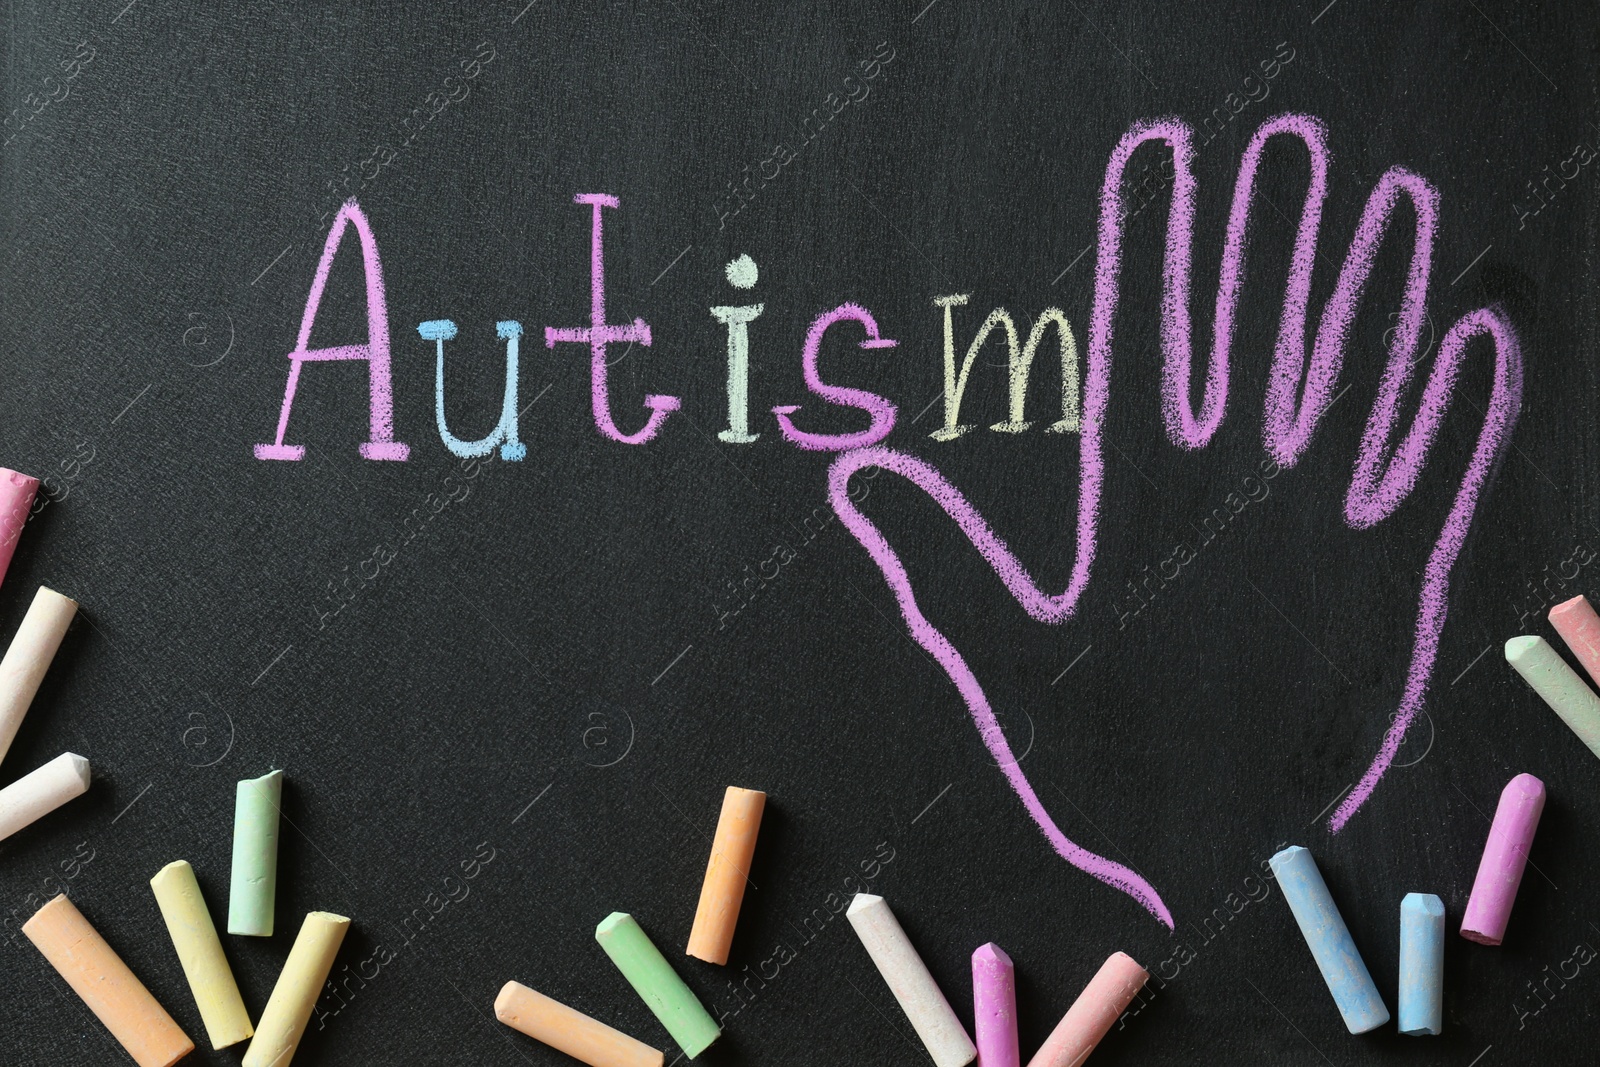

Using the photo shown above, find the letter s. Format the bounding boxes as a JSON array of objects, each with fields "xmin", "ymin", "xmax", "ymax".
[{"xmin": 773, "ymin": 303, "xmax": 899, "ymax": 450}]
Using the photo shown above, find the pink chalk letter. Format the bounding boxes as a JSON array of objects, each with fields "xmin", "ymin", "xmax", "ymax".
[
  {"xmin": 545, "ymin": 193, "xmax": 679, "ymax": 444},
  {"xmin": 254, "ymin": 199, "xmax": 410, "ymax": 461},
  {"xmin": 773, "ymin": 302, "xmax": 899, "ymax": 450}
]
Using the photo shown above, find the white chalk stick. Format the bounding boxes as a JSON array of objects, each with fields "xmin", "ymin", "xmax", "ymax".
[
  {"xmin": 0, "ymin": 587, "xmax": 78, "ymax": 767},
  {"xmin": 846, "ymin": 894, "xmax": 976, "ymax": 1067},
  {"xmin": 0, "ymin": 752, "xmax": 91, "ymax": 842}
]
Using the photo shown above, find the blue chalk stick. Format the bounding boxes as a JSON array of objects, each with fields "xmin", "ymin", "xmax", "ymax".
[
  {"xmin": 1398, "ymin": 893, "xmax": 1444, "ymax": 1036},
  {"xmin": 1269, "ymin": 845, "xmax": 1390, "ymax": 1034}
]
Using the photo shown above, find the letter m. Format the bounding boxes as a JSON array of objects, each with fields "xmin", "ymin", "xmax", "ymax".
[
  {"xmin": 930, "ymin": 296, "xmax": 1080, "ymax": 441},
  {"xmin": 255, "ymin": 199, "xmax": 409, "ymax": 460}
]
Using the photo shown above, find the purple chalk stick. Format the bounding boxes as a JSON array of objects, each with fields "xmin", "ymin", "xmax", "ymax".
[
  {"xmin": 1460, "ymin": 773, "xmax": 1545, "ymax": 946},
  {"xmin": 972, "ymin": 942, "xmax": 1018, "ymax": 1067}
]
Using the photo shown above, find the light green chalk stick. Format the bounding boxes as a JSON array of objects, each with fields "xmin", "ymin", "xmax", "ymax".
[
  {"xmin": 595, "ymin": 912, "xmax": 720, "ymax": 1057},
  {"xmin": 228, "ymin": 769, "xmax": 283, "ymax": 936},
  {"xmin": 1506, "ymin": 636, "xmax": 1600, "ymax": 760}
]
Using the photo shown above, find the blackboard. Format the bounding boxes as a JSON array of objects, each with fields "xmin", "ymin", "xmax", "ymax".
[{"xmin": 1, "ymin": 1, "xmax": 1596, "ymax": 1064}]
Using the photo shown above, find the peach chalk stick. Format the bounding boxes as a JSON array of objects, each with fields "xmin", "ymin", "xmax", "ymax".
[
  {"xmin": 686, "ymin": 785, "xmax": 766, "ymax": 965},
  {"xmin": 22, "ymin": 894, "xmax": 194, "ymax": 1067},
  {"xmin": 241, "ymin": 911, "xmax": 349, "ymax": 1067},
  {"xmin": 495, "ymin": 981, "xmax": 664, "ymax": 1067},
  {"xmin": 1025, "ymin": 952, "xmax": 1148, "ymax": 1067},
  {"xmin": 846, "ymin": 894, "xmax": 976, "ymax": 1067},
  {"xmin": 150, "ymin": 861, "xmax": 254, "ymax": 1049},
  {"xmin": 0, "ymin": 468, "xmax": 39, "ymax": 594},
  {"xmin": 0, "ymin": 586, "xmax": 78, "ymax": 766},
  {"xmin": 0, "ymin": 751, "xmax": 90, "ymax": 842},
  {"xmin": 1550, "ymin": 594, "xmax": 1600, "ymax": 686}
]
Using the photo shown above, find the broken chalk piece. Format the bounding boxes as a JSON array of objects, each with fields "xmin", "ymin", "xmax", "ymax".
[
  {"xmin": 150, "ymin": 860, "xmax": 254, "ymax": 1049},
  {"xmin": 1505, "ymin": 635, "xmax": 1600, "ymax": 760},
  {"xmin": 845, "ymin": 894, "xmax": 976, "ymax": 1067},
  {"xmin": 0, "ymin": 751, "xmax": 91, "ymax": 842},
  {"xmin": 595, "ymin": 912, "xmax": 720, "ymax": 1058},
  {"xmin": 0, "ymin": 468, "xmax": 39, "ymax": 594},
  {"xmin": 686, "ymin": 785, "xmax": 766, "ymax": 965},
  {"xmin": 0, "ymin": 585, "xmax": 79, "ymax": 767},
  {"xmin": 494, "ymin": 981, "xmax": 664, "ymax": 1067},
  {"xmin": 240, "ymin": 911, "xmax": 350, "ymax": 1067},
  {"xmin": 972, "ymin": 942, "xmax": 1019, "ymax": 1067},
  {"xmin": 227, "ymin": 768, "xmax": 283, "ymax": 936},
  {"xmin": 22, "ymin": 893, "xmax": 195, "ymax": 1067},
  {"xmin": 1025, "ymin": 951, "xmax": 1148, "ymax": 1067},
  {"xmin": 1461, "ymin": 773, "xmax": 1546, "ymax": 946},
  {"xmin": 1269, "ymin": 845, "xmax": 1390, "ymax": 1034},
  {"xmin": 1398, "ymin": 892, "xmax": 1445, "ymax": 1036}
]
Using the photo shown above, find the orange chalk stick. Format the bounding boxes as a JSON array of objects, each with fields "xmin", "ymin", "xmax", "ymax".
[
  {"xmin": 23, "ymin": 894, "xmax": 194, "ymax": 1067},
  {"xmin": 495, "ymin": 981, "xmax": 663, "ymax": 1067},
  {"xmin": 686, "ymin": 785, "xmax": 766, "ymax": 965}
]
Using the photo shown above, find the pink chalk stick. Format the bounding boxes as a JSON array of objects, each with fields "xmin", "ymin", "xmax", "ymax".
[
  {"xmin": 1549, "ymin": 595, "xmax": 1600, "ymax": 687},
  {"xmin": 1025, "ymin": 952, "xmax": 1147, "ymax": 1067},
  {"xmin": 1460, "ymin": 773, "xmax": 1545, "ymax": 946},
  {"xmin": 972, "ymin": 943, "xmax": 1018, "ymax": 1067},
  {"xmin": 0, "ymin": 469, "xmax": 39, "ymax": 594}
]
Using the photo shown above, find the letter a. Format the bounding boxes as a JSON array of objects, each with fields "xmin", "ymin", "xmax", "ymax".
[{"xmin": 254, "ymin": 199, "xmax": 410, "ymax": 461}]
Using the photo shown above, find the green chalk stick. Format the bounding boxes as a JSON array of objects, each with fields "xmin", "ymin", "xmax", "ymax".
[
  {"xmin": 1506, "ymin": 636, "xmax": 1600, "ymax": 760},
  {"xmin": 227, "ymin": 769, "xmax": 283, "ymax": 936},
  {"xmin": 595, "ymin": 912, "xmax": 720, "ymax": 1057}
]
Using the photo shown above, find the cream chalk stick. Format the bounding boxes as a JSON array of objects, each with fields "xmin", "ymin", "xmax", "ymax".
[
  {"xmin": 495, "ymin": 981, "xmax": 664, "ymax": 1067},
  {"xmin": 0, "ymin": 751, "xmax": 90, "ymax": 842},
  {"xmin": 241, "ymin": 911, "xmax": 349, "ymax": 1067},
  {"xmin": 846, "ymin": 894, "xmax": 976, "ymax": 1067},
  {"xmin": 23, "ymin": 893, "xmax": 195, "ymax": 1067},
  {"xmin": 150, "ymin": 861, "xmax": 253, "ymax": 1049},
  {"xmin": 0, "ymin": 586, "xmax": 78, "ymax": 767}
]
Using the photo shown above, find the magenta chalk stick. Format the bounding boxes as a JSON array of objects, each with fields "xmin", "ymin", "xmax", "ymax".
[
  {"xmin": 0, "ymin": 469, "xmax": 39, "ymax": 593},
  {"xmin": 972, "ymin": 943, "xmax": 1018, "ymax": 1067},
  {"xmin": 1460, "ymin": 773, "xmax": 1545, "ymax": 946},
  {"xmin": 1549, "ymin": 594, "xmax": 1600, "ymax": 686}
]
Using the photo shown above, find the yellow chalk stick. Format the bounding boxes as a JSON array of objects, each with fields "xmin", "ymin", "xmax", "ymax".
[
  {"xmin": 241, "ymin": 911, "xmax": 349, "ymax": 1067},
  {"xmin": 23, "ymin": 894, "xmax": 194, "ymax": 1067},
  {"xmin": 495, "ymin": 981, "xmax": 664, "ymax": 1067},
  {"xmin": 150, "ymin": 861, "xmax": 253, "ymax": 1049},
  {"xmin": 686, "ymin": 786, "xmax": 766, "ymax": 965}
]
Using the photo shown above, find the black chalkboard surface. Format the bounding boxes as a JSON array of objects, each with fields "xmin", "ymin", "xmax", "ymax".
[{"xmin": 1, "ymin": 2, "xmax": 1596, "ymax": 1064}]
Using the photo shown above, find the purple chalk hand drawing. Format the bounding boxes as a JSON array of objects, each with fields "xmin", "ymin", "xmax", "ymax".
[{"xmin": 827, "ymin": 112, "xmax": 1522, "ymax": 926}]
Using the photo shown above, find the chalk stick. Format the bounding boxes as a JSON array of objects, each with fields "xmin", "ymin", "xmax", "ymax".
[
  {"xmin": 0, "ymin": 751, "xmax": 90, "ymax": 842},
  {"xmin": 0, "ymin": 468, "xmax": 39, "ymax": 594},
  {"xmin": 22, "ymin": 893, "xmax": 194, "ymax": 1067},
  {"xmin": 227, "ymin": 768, "xmax": 283, "ymax": 936},
  {"xmin": 495, "ymin": 981, "xmax": 664, "ymax": 1067},
  {"xmin": 150, "ymin": 861, "xmax": 253, "ymax": 1049},
  {"xmin": 1461, "ymin": 773, "xmax": 1545, "ymax": 946},
  {"xmin": 0, "ymin": 586, "xmax": 78, "ymax": 766},
  {"xmin": 1549, "ymin": 595, "xmax": 1600, "ymax": 686},
  {"xmin": 686, "ymin": 785, "xmax": 766, "ymax": 965},
  {"xmin": 972, "ymin": 943, "xmax": 1018, "ymax": 1067},
  {"xmin": 1025, "ymin": 951, "xmax": 1148, "ymax": 1067},
  {"xmin": 845, "ymin": 894, "xmax": 976, "ymax": 1067},
  {"xmin": 1398, "ymin": 893, "xmax": 1444, "ymax": 1035},
  {"xmin": 1505, "ymin": 635, "xmax": 1600, "ymax": 760},
  {"xmin": 241, "ymin": 911, "xmax": 349, "ymax": 1067},
  {"xmin": 595, "ymin": 912, "xmax": 720, "ymax": 1057},
  {"xmin": 1269, "ymin": 846, "xmax": 1389, "ymax": 1033}
]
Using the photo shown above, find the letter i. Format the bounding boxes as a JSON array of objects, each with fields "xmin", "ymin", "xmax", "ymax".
[{"xmin": 713, "ymin": 254, "xmax": 764, "ymax": 443}]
